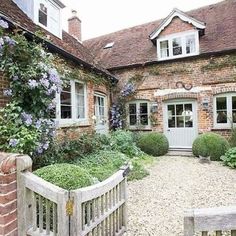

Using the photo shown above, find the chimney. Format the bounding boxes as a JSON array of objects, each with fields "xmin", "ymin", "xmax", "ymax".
[{"xmin": 68, "ymin": 10, "xmax": 82, "ymax": 41}]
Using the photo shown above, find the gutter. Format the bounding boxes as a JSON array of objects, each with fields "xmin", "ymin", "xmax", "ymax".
[{"xmin": 0, "ymin": 12, "xmax": 118, "ymax": 84}]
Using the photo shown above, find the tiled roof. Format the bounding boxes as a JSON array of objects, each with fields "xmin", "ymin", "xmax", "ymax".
[
  {"xmin": 84, "ymin": 0, "xmax": 236, "ymax": 69},
  {"xmin": 0, "ymin": 0, "xmax": 115, "ymax": 79}
]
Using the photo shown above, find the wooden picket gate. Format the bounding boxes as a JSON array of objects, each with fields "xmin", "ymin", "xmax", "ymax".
[{"xmin": 17, "ymin": 164, "xmax": 129, "ymax": 236}]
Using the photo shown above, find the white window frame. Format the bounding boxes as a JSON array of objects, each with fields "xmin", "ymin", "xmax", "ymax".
[
  {"xmin": 127, "ymin": 100, "xmax": 150, "ymax": 129},
  {"xmin": 56, "ymin": 80, "xmax": 88, "ymax": 127},
  {"xmin": 157, "ymin": 30, "xmax": 199, "ymax": 61},
  {"xmin": 213, "ymin": 93, "xmax": 236, "ymax": 129},
  {"xmin": 34, "ymin": 0, "xmax": 62, "ymax": 38},
  {"xmin": 94, "ymin": 92, "xmax": 108, "ymax": 125}
]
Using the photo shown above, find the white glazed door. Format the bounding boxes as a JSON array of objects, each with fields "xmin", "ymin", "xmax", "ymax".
[
  {"xmin": 164, "ymin": 101, "xmax": 198, "ymax": 149},
  {"xmin": 94, "ymin": 95, "xmax": 109, "ymax": 134}
]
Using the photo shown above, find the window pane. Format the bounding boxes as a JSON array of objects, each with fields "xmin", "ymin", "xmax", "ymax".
[
  {"xmin": 172, "ymin": 37, "xmax": 182, "ymax": 56},
  {"xmin": 177, "ymin": 116, "xmax": 184, "ymax": 127},
  {"xmin": 140, "ymin": 103, "xmax": 148, "ymax": 114},
  {"xmin": 75, "ymin": 83, "xmax": 84, "ymax": 95},
  {"xmin": 130, "ymin": 115, "xmax": 137, "ymax": 125},
  {"xmin": 217, "ymin": 111, "xmax": 227, "ymax": 123},
  {"xmin": 186, "ymin": 35, "xmax": 196, "ymax": 54},
  {"xmin": 61, "ymin": 106, "xmax": 71, "ymax": 119},
  {"xmin": 168, "ymin": 116, "xmax": 175, "ymax": 128},
  {"xmin": 77, "ymin": 107, "xmax": 85, "ymax": 119},
  {"xmin": 60, "ymin": 92, "xmax": 71, "ymax": 105},
  {"xmin": 129, "ymin": 104, "xmax": 136, "ymax": 114},
  {"xmin": 216, "ymin": 97, "xmax": 227, "ymax": 110},
  {"xmin": 176, "ymin": 104, "xmax": 183, "ymax": 115},
  {"xmin": 232, "ymin": 97, "xmax": 236, "ymax": 110},
  {"xmin": 160, "ymin": 40, "xmax": 169, "ymax": 58},
  {"xmin": 39, "ymin": 4, "xmax": 47, "ymax": 26},
  {"xmin": 184, "ymin": 104, "xmax": 193, "ymax": 112},
  {"xmin": 140, "ymin": 115, "xmax": 148, "ymax": 125}
]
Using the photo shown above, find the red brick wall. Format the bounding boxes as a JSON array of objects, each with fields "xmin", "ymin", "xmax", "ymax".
[
  {"xmin": 0, "ymin": 153, "xmax": 18, "ymax": 236},
  {"xmin": 111, "ymin": 53, "xmax": 236, "ymax": 139},
  {"xmin": 159, "ymin": 17, "xmax": 194, "ymax": 37},
  {"xmin": 68, "ymin": 16, "xmax": 82, "ymax": 41}
]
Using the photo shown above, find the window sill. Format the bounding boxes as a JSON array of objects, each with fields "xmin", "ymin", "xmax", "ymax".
[
  {"xmin": 57, "ymin": 120, "xmax": 91, "ymax": 128},
  {"xmin": 128, "ymin": 126, "xmax": 152, "ymax": 131},
  {"xmin": 158, "ymin": 52, "xmax": 199, "ymax": 62},
  {"xmin": 211, "ymin": 128, "xmax": 231, "ymax": 131}
]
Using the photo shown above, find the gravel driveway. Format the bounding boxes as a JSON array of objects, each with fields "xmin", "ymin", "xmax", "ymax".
[{"xmin": 125, "ymin": 156, "xmax": 236, "ymax": 236}]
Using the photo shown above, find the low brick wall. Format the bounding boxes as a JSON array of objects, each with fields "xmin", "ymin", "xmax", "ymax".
[{"xmin": 0, "ymin": 153, "xmax": 32, "ymax": 236}]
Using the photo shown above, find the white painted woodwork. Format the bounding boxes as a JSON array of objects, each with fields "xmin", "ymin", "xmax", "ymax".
[{"xmin": 164, "ymin": 100, "xmax": 198, "ymax": 148}]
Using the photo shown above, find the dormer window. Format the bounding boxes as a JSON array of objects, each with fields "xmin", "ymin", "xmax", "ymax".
[
  {"xmin": 35, "ymin": 0, "xmax": 65, "ymax": 38},
  {"xmin": 39, "ymin": 4, "xmax": 47, "ymax": 27},
  {"xmin": 157, "ymin": 31, "xmax": 199, "ymax": 61}
]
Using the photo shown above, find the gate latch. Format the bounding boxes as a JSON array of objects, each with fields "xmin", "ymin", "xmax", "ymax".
[{"xmin": 66, "ymin": 199, "xmax": 74, "ymax": 216}]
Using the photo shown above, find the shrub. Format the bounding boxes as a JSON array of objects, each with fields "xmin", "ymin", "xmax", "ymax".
[
  {"xmin": 128, "ymin": 162, "xmax": 149, "ymax": 181},
  {"xmin": 221, "ymin": 147, "xmax": 236, "ymax": 168},
  {"xmin": 110, "ymin": 130, "xmax": 142, "ymax": 157},
  {"xmin": 34, "ymin": 164, "xmax": 93, "ymax": 190},
  {"xmin": 137, "ymin": 132, "xmax": 169, "ymax": 156},
  {"xmin": 77, "ymin": 150, "xmax": 129, "ymax": 181},
  {"xmin": 192, "ymin": 133, "xmax": 230, "ymax": 161}
]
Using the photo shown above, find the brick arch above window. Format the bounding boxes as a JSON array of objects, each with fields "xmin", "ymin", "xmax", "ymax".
[
  {"xmin": 160, "ymin": 92, "xmax": 198, "ymax": 101},
  {"xmin": 212, "ymin": 86, "xmax": 236, "ymax": 95}
]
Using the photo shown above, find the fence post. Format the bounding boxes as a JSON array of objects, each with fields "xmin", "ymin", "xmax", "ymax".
[
  {"xmin": 16, "ymin": 154, "xmax": 32, "ymax": 235},
  {"xmin": 184, "ymin": 209, "xmax": 195, "ymax": 236}
]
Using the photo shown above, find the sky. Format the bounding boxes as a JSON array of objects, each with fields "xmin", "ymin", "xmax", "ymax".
[{"xmin": 61, "ymin": 0, "xmax": 223, "ymax": 40}]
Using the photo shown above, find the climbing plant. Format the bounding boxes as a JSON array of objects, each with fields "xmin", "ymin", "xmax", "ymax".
[{"xmin": 0, "ymin": 18, "xmax": 63, "ymax": 157}]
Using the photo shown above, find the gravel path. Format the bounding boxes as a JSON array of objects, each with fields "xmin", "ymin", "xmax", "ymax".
[{"xmin": 125, "ymin": 156, "xmax": 236, "ymax": 236}]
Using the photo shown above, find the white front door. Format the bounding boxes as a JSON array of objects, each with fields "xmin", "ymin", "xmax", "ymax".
[
  {"xmin": 94, "ymin": 94, "xmax": 109, "ymax": 134},
  {"xmin": 164, "ymin": 100, "xmax": 198, "ymax": 149}
]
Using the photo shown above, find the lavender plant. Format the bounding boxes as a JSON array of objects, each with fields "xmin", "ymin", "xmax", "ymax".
[{"xmin": 0, "ymin": 18, "xmax": 62, "ymax": 156}]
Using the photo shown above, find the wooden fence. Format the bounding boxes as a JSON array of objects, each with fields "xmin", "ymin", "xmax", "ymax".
[
  {"xmin": 17, "ymin": 162, "xmax": 129, "ymax": 236},
  {"xmin": 184, "ymin": 206, "xmax": 236, "ymax": 236}
]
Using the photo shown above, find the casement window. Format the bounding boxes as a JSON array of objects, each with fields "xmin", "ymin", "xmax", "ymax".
[
  {"xmin": 157, "ymin": 31, "xmax": 199, "ymax": 61},
  {"xmin": 56, "ymin": 80, "xmax": 87, "ymax": 126},
  {"xmin": 128, "ymin": 101, "xmax": 150, "ymax": 128},
  {"xmin": 36, "ymin": 0, "xmax": 61, "ymax": 38},
  {"xmin": 214, "ymin": 93, "xmax": 236, "ymax": 128},
  {"xmin": 94, "ymin": 94, "xmax": 107, "ymax": 125}
]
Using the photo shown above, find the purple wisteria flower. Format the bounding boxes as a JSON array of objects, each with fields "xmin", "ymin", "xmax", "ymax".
[
  {"xmin": 110, "ymin": 104, "xmax": 122, "ymax": 128},
  {"xmin": 35, "ymin": 119, "xmax": 42, "ymax": 129},
  {"xmin": 48, "ymin": 68, "xmax": 61, "ymax": 85},
  {"xmin": 9, "ymin": 139, "xmax": 19, "ymax": 147},
  {"xmin": 43, "ymin": 141, "xmax": 49, "ymax": 150},
  {"xmin": 49, "ymin": 130, "xmax": 56, "ymax": 137},
  {"xmin": 36, "ymin": 146, "xmax": 43, "ymax": 154},
  {"xmin": 0, "ymin": 19, "xmax": 9, "ymax": 29},
  {"xmin": 3, "ymin": 89, "xmax": 12, "ymax": 96},
  {"xmin": 40, "ymin": 78, "xmax": 49, "ymax": 88},
  {"xmin": 0, "ymin": 37, "xmax": 4, "ymax": 46},
  {"xmin": 28, "ymin": 79, "xmax": 38, "ymax": 89},
  {"xmin": 21, "ymin": 112, "xmax": 33, "ymax": 126},
  {"xmin": 3, "ymin": 36, "xmax": 16, "ymax": 46},
  {"xmin": 121, "ymin": 83, "xmax": 135, "ymax": 97}
]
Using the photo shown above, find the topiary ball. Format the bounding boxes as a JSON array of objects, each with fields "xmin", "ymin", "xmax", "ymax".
[
  {"xmin": 192, "ymin": 132, "xmax": 230, "ymax": 161},
  {"xmin": 137, "ymin": 132, "xmax": 169, "ymax": 156},
  {"xmin": 34, "ymin": 163, "xmax": 93, "ymax": 190}
]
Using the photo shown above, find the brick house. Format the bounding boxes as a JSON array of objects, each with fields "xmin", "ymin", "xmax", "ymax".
[
  {"xmin": 1, "ymin": 0, "xmax": 236, "ymax": 150},
  {"xmin": 0, "ymin": 0, "xmax": 118, "ymax": 139},
  {"xmin": 84, "ymin": 0, "xmax": 236, "ymax": 149}
]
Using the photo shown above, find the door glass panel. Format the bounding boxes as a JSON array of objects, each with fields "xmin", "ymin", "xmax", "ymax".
[
  {"xmin": 176, "ymin": 104, "xmax": 183, "ymax": 115},
  {"xmin": 216, "ymin": 97, "xmax": 227, "ymax": 124},
  {"xmin": 177, "ymin": 116, "xmax": 184, "ymax": 127},
  {"xmin": 168, "ymin": 116, "xmax": 176, "ymax": 128},
  {"xmin": 185, "ymin": 116, "xmax": 193, "ymax": 127}
]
